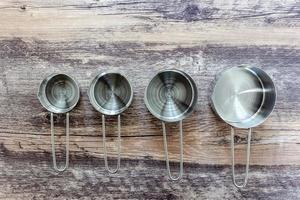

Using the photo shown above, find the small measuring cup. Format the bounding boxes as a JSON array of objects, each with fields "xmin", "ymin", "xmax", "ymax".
[
  {"xmin": 144, "ymin": 69, "xmax": 198, "ymax": 180},
  {"xmin": 88, "ymin": 72, "xmax": 133, "ymax": 173},
  {"xmin": 38, "ymin": 73, "xmax": 80, "ymax": 172},
  {"xmin": 211, "ymin": 66, "xmax": 276, "ymax": 188}
]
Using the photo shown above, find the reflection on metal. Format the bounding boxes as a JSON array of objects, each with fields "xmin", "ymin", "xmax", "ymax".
[
  {"xmin": 145, "ymin": 69, "xmax": 198, "ymax": 181},
  {"xmin": 211, "ymin": 66, "xmax": 276, "ymax": 188},
  {"xmin": 38, "ymin": 73, "xmax": 80, "ymax": 172},
  {"xmin": 89, "ymin": 72, "xmax": 133, "ymax": 174}
]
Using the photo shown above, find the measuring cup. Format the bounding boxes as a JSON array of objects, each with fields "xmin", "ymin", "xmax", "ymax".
[
  {"xmin": 38, "ymin": 73, "xmax": 80, "ymax": 172},
  {"xmin": 144, "ymin": 69, "xmax": 198, "ymax": 180},
  {"xmin": 88, "ymin": 72, "xmax": 133, "ymax": 173},
  {"xmin": 211, "ymin": 66, "xmax": 276, "ymax": 188}
]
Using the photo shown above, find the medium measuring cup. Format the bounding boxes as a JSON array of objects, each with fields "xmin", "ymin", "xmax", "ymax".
[{"xmin": 144, "ymin": 69, "xmax": 198, "ymax": 180}]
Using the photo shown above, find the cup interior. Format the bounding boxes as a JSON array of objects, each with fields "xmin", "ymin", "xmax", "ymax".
[
  {"xmin": 89, "ymin": 72, "xmax": 133, "ymax": 115},
  {"xmin": 211, "ymin": 66, "xmax": 276, "ymax": 128},
  {"xmin": 145, "ymin": 69, "xmax": 197, "ymax": 122},
  {"xmin": 38, "ymin": 74, "xmax": 80, "ymax": 113}
]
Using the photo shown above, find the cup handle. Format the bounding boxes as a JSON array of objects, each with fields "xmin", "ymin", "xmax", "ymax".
[
  {"xmin": 231, "ymin": 126, "xmax": 252, "ymax": 188},
  {"xmin": 102, "ymin": 114, "xmax": 121, "ymax": 174},
  {"xmin": 162, "ymin": 120, "xmax": 183, "ymax": 181},
  {"xmin": 50, "ymin": 112, "xmax": 70, "ymax": 172}
]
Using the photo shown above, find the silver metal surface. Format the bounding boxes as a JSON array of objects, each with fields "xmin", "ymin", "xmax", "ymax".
[
  {"xmin": 211, "ymin": 66, "xmax": 276, "ymax": 129},
  {"xmin": 88, "ymin": 72, "xmax": 133, "ymax": 174},
  {"xmin": 144, "ymin": 69, "xmax": 198, "ymax": 123},
  {"xmin": 210, "ymin": 66, "xmax": 276, "ymax": 188},
  {"xmin": 88, "ymin": 72, "xmax": 133, "ymax": 116},
  {"xmin": 38, "ymin": 73, "xmax": 80, "ymax": 172},
  {"xmin": 38, "ymin": 73, "xmax": 80, "ymax": 114},
  {"xmin": 144, "ymin": 69, "xmax": 198, "ymax": 181}
]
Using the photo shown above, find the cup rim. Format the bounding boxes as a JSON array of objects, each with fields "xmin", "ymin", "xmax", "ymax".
[
  {"xmin": 88, "ymin": 71, "xmax": 133, "ymax": 116},
  {"xmin": 210, "ymin": 65, "xmax": 277, "ymax": 128},
  {"xmin": 144, "ymin": 69, "xmax": 198, "ymax": 122},
  {"xmin": 37, "ymin": 73, "xmax": 80, "ymax": 114}
]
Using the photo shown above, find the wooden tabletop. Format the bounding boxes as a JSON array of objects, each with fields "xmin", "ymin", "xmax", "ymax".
[{"xmin": 0, "ymin": 0, "xmax": 300, "ymax": 199}]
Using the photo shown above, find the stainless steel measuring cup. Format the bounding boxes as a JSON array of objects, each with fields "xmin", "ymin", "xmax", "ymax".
[
  {"xmin": 210, "ymin": 66, "xmax": 276, "ymax": 188},
  {"xmin": 88, "ymin": 72, "xmax": 133, "ymax": 173},
  {"xmin": 38, "ymin": 73, "xmax": 80, "ymax": 172},
  {"xmin": 144, "ymin": 69, "xmax": 198, "ymax": 180}
]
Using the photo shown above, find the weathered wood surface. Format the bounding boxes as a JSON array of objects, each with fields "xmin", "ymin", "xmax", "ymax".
[
  {"xmin": 1, "ymin": 148, "xmax": 300, "ymax": 200},
  {"xmin": 0, "ymin": 0, "xmax": 300, "ymax": 199}
]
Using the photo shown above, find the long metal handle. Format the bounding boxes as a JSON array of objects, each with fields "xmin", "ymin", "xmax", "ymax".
[
  {"xmin": 102, "ymin": 114, "xmax": 121, "ymax": 174},
  {"xmin": 162, "ymin": 120, "xmax": 183, "ymax": 181},
  {"xmin": 50, "ymin": 112, "xmax": 69, "ymax": 172},
  {"xmin": 231, "ymin": 127, "xmax": 252, "ymax": 188}
]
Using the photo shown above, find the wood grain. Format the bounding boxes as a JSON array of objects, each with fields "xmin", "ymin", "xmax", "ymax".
[
  {"xmin": 1, "ymin": 147, "xmax": 300, "ymax": 200},
  {"xmin": 0, "ymin": 0, "xmax": 300, "ymax": 199},
  {"xmin": 1, "ymin": 38, "xmax": 299, "ymax": 165}
]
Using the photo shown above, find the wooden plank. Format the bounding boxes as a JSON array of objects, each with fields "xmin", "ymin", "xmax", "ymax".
[
  {"xmin": 0, "ymin": 0, "xmax": 299, "ymax": 44},
  {"xmin": 1, "ymin": 148, "xmax": 300, "ymax": 199}
]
